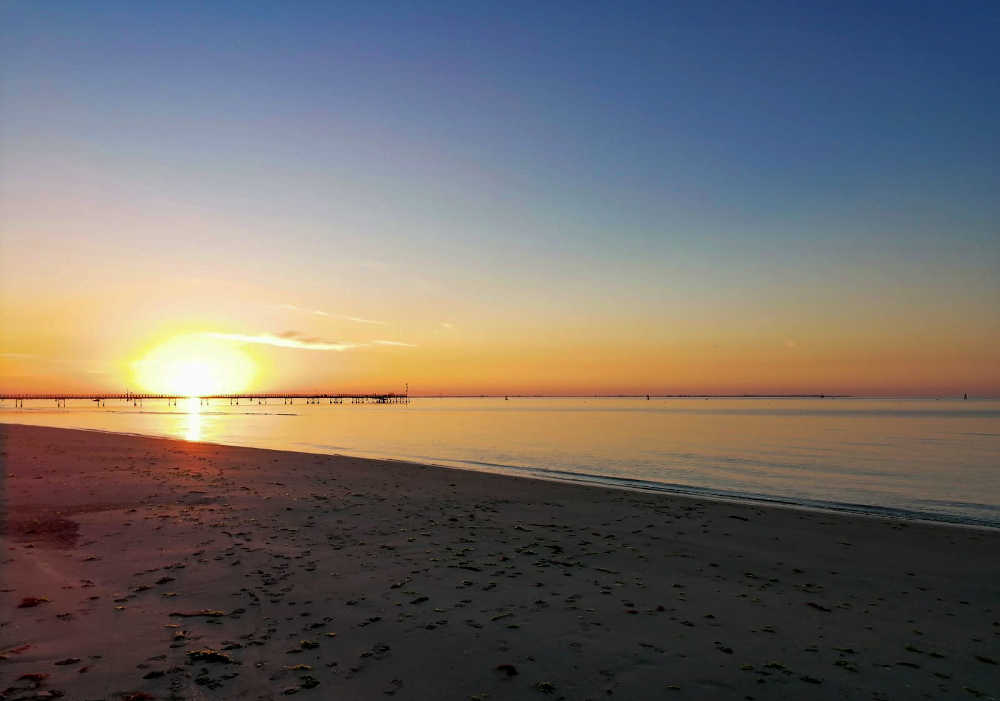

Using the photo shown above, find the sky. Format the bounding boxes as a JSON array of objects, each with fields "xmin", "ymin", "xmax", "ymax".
[{"xmin": 1, "ymin": 0, "xmax": 998, "ymax": 396}]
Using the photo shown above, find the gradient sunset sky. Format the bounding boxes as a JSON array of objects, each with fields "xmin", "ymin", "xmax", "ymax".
[{"xmin": 1, "ymin": 1, "xmax": 997, "ymax": 396}]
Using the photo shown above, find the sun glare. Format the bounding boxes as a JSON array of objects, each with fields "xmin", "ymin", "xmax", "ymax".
[
  {"xmin": 132, "ymin": 335, "xmax": 256, "ymax": 396},
  {"xmin": 183, "ymin": 397, "xmax": 203, "ymax": 441}
]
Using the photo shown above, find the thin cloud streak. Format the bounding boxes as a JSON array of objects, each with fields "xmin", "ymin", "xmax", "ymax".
[
  {"xmin": 206, "ymin": 332, "xmax": 360, "ymax": 351},
  {"xmin": 373, "ymin": 340, "xmax": 417, "ymax": 347},
  {"xmin": 274, "ymin": 303, "xmax": 385, "ymax": 325},
  {"xmin": 340, "ymin": 315, "xmax": 385, "ymax": 325}
]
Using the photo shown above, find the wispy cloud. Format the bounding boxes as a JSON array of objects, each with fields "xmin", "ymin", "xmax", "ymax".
[
  {"xmin": 0, "ymin": 352, "xmax": 35, "ymax": 359},
  {"xmin": 274, "ymin": 303, "xmax": 385, "ymax": 325},
  {"xmin": 373, "ymin": 340, "xmax": 417, "ymax": 347},
  {"xmin": 340, "ymin": 315, "xmax": 385, "ymax": 325},
  {"xmin": 440, "ymin": 322, "xmax": 455, "ymax": 330},
  {"xmin": 275, "ymin": 303, "xmax": 330, "ymax": 317},
  {"xmin": 206, "ymin": 331, "xmax": 360, "ymax": 351}
]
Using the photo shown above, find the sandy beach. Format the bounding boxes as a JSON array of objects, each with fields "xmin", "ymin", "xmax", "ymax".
[{"xmin": 1, "ymin": 423, "xmax": 997, "ymax": 700}]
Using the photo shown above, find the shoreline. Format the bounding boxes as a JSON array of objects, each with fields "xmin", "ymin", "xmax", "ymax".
[{"xmin": 4, "ymin": 420, "xmax": 998, "ymax": 532}]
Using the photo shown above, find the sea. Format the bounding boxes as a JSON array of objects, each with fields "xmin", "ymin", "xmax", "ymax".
[{"xmin": 2, "ymin": 397, "xmax": 998, "ymax": 528}]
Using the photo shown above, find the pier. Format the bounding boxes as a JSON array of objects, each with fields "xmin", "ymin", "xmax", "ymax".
[{"xmin": 0, "ymin": 392, "xmax": 409, "ymax": 408}]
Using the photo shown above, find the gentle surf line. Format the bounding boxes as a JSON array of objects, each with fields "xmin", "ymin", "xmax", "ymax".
[
  {"xmin": 287, "ymin": 441, "xmax": 1000, "ymax": 530},
  {"xmin": 6, "ymin": 420, "xmax": 999, "ymax": 531}
]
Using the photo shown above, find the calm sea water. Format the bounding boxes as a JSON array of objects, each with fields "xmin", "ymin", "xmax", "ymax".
[{"xmin": 2, "ymin": 397, "xmax": 998, "ymax": 527}]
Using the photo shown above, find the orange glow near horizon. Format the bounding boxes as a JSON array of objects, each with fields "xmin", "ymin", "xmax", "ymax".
[
  {"xmin": 0, "ymin": 275, "xmax": 997, "ymax": 397},
  {"xmin": 0, "ymin": 319, "xmax": 997, "ymax": 397},
  {"xmin": 131, "ymin": 335, "xmax": 256, "ymax": 397}
]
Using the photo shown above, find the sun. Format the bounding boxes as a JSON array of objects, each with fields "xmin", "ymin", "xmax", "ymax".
[{"xmin": 132, "ymin": 334, "xmax": 256, "ymax": 396}]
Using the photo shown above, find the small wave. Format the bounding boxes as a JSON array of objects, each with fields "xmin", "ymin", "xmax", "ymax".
[
  {"xmin": 912, "ymin": 498, "xmax": 1000, "ymax": 513},
  {"xmin": 295, "ymin": 442, "xmax": 351, "ymax": 451}
]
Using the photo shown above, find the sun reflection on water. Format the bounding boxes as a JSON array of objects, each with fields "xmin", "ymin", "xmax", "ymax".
[{"xmin": 183, "ymin": 396, "xmax": 202, "ymax": 442}]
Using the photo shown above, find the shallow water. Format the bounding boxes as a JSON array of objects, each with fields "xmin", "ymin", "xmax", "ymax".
[{"xmin": 2, "ymin": 397, "xmax": 998, "ymax": 526}]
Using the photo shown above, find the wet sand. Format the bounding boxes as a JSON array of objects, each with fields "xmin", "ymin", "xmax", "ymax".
[{"xmin": 1, "ymin": 423, "xmax": 998, "ymax": 700}]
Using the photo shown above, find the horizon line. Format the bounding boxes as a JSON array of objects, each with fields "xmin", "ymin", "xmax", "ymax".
[{"xmin": 2, "ymin": 391, "xmax": 993, "ymax": 401}]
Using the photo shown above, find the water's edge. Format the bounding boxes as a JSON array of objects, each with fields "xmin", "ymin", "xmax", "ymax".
[
  {"xmin": 298, "ymin": 444, "xmax": 1000, "ymax": 530},
  {"xmin": 8, "ymin": 421, "xmax": 997, "ymax": 531}
]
